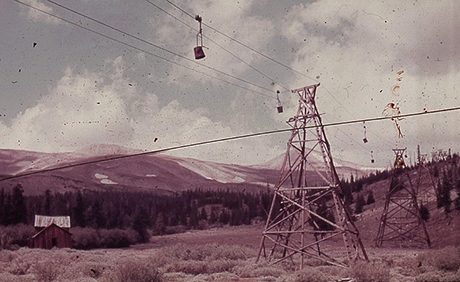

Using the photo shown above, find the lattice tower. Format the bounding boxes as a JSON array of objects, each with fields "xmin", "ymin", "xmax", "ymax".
[
  {"xmin": 256, "ymin": 84, "xmax": 368, "ymax": 268},
  {"xmin": 375, "ymin": 148, "xmax": 431, "ymax": 247},
  {"xmin": 415, "ymin": 154, "xmax": 437, "ymax": 206}
]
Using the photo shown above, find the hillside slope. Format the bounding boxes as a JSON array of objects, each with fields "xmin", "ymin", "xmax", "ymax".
[
  {"xmin": 0, "ymin": 144, "xmax": 374, "ymax": 195},
  {"xmin": 353, "ymin": 159, "xmax": 460, "ymax": 248}
]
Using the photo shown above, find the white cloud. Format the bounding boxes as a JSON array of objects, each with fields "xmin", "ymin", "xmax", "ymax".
[
  {"xmin": 20, "ymin": 0, "xmax": 61, "ymax": 25},
  {"xmin": 150, "ymin": 0, "xmax": 276, "ymax": 89},
  {"xmin": 128, "ymin": 96, "xmax": 282, "ymax": 165},
  {"xmin": 276, "ymin": 0, "xmax": 460, "ymax": 167},
  {"xmin": 0, "ymin": 56, "xmax": 282, "ymax": 165},
  {"xmin": 5, "ymin": 0, "xmax": 460, "ymax": 168},
  {"xmin": 1, "ymin": 59, "xmax": 133, "ymax": 152}
]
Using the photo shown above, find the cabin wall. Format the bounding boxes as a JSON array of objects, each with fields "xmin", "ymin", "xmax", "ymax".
[{"xmin": 31, "ymin": 225, "xmax": 72, "ymax": 249}]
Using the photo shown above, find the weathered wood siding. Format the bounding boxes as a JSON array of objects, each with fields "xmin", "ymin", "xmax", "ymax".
[{"xmin": 30, "ymin": 224, "xmax": 72, "ymax": 249}]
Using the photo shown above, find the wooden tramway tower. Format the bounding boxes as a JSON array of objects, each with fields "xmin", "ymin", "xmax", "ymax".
[
  {"xmin": 415, "ymin": 153, "xmax": 438, "ymax": 207},
  {"xmin": 375, "ymin": 148, "xmax": 431, "ymax": 247},
  {"xmin": 256, "ymin": 84, "xmax": 368, "ymax": 268}
]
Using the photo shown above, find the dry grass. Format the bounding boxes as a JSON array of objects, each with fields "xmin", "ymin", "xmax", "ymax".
[
  {"xmin": 417, "ymin": 246, "xmax": 460, "ymax": 272},
  {"xmin": 292, "ymin": 267, "xmax": 336, "ymax": 282},
  {"xmin": 1, "ymin": 227, "xmax": 460, "ymax": 282},
  {"xmin": 350, "ymin": 261, "xmax": 391, "ymax": 282}
]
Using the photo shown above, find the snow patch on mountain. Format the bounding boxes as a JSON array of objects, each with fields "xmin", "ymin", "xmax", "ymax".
[
  {"xmin": 0, "ymin": 149, "xmax": 81, "ymax": 175},
  {"xmin": 94, "ymin": 173, "xmax": 117, "ymax": 185},
  {"xmin": 95, "ymin": 173, "xmax": 108, "ymax": 179},
  {"xmin": 175, "ymin": 158, "xmax": 246, "ymax": 184},
  {"xmin": 251, "ymin": 149, "xmax": 380, "ymax": 179},
  {"xmin": 101, "ymin": 179, "xmax": 118, "ymax": 185}
]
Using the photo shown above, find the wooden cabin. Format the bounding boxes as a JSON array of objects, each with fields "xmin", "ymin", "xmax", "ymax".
[{"xmin": 29, "ymin": 215, "xmax": 72, "ymax": 249}]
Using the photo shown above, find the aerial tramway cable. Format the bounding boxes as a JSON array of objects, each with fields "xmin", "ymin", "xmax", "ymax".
[
  {"xmin": 144, "ymin": 0, "xmax": 291, "ymax": 92},
  {"xmin": 15, "ymin": 0, "xmax": 275, "ymax": 99},
  {"xmin": 2, "ymin": 105, "xmax": 460, "ymax": 183}
]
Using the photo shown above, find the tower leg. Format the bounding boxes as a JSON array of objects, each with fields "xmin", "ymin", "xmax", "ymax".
[{"xmin": 257, "ymin": 84, "xmax": 367, "ymax": 268}]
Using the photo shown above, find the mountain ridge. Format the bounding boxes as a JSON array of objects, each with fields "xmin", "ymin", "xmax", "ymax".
[{"xmin": 0, "ymin": 144, "xmax": 374, "ymax": 195}]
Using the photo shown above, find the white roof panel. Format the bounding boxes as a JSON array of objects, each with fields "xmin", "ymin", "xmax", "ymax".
[{"xmin": 34, "ymin": 215, "xmax": 71, "ymax": 228}]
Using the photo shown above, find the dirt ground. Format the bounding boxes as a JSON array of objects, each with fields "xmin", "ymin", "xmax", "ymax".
[
  {"xmin": 134, "ymin": 224, "xmax": 265, "ymax": 250},
  {"xmin": 134, "ymin": 223, "xmax": 427, "ymax": 263},
  {"xmin": 3, "ymin": 224, "xmax": 458, "ymax": 282}
]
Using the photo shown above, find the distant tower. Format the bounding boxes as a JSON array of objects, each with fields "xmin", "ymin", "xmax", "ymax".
[
  {"xmin": 417, "ymin": 145, "xmax": 421, "ymax": 166},
  {"xmin": 375, "ymin": 148, "xmax": 431, "ymax": 247},
  {"xmin": 256, "ymin": 84, "xmax": 368, "ymax": 268},
  {"xmin": 415, "ymin": 153, "xmax": 438, "ymax": 205}
]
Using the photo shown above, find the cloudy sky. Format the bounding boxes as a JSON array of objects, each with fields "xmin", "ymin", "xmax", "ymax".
[{"xmin": 1, "ymin": 0, "xmax": 460, "ymax": 168}]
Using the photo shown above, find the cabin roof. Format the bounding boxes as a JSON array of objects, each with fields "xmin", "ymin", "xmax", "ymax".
[
  {"xmin": 31, "ymin": 223, "xmax": 72, "ymax": 239},
  {"xmin": 34, "ymin": 215, "xmax": 71, "ymax": 228}
]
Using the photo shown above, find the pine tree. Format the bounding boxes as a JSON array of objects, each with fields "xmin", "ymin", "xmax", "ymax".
[
  {"xmin": 354, "ymin": 194, "xmax": 366, "ymax": 214},
  {"xmin": 3, "ymin": 193, "xmax": 12, "ymax": 225},
  {"xmin": 133, "ymin": 206, "xmax": 150, "ymax": 243},
  {"xmin": 419, "ymin": 203, "xmax": 430, "ymax": 221},
  {"xmin": 92, "ymin": 199, "xmax": 105, "ymax": 228},
  {"xmin": 437, "ymin": 170, "xmax": 452, "ymax": 213},
  {"xmin": 154, "ymin": 212, "xmax": 166, "ymax": 235},
  {"xmin": 73, "ymin": 191, "xmax": 85, "ymax": 227},
  {"xmin": 209, "ymin": 207, "xmax": 217, "ymax": 224},
  {"xmin": 82, "ymin": 195, "xmax": 105, "ymax": 229},
  {"xmin": 54, "ymin": 193, "xmax": 70, "ymax": 216},
  {"xmin": 455, "ymin": 173, "xmax": 460, "ymax": 210},
  {"xmin": 43, "ymin": 189, "xmax": 52, "ymax": 215},
  {"xmin": 188, "ymin": 201, "xmax": 198, "ymax": 229},
  {"xmin": 230, "ymin": 209, "xmax": 242, "ymax": 226},
  {"xmin": 219, "ymin": 209, "xmax": 230, "ymax": 225},
  {"xmin": 442, "ymin": 171, "xmax": 452, "ymax": 214},
  {"xmin": 179, "ymin": 209, "xmax": 188, "ymax": 226},
  {"xmin": 366, "ymin": 190, "xmax": 375, "ymax": 205},
  {"xmin": 436, "ymin": 178, "xmax": 443, "ymax": 209},
  {"xmin": 10, "ymin": 184, "xmax": 27, "ymax": 224},
  {"xmin": 0, "ymin": 189, "xmax": 4, "ymax": 225},
  {"xmin": 199, "ymin": 207, "xmax": 208, "ymax": 221},
  {"xmin": 315, "ymin": 203, "xmax": 335, "ymax": 231},
  {"xmin": 105, "ymin": 202, "xmax": 119, "ymax": 229}
]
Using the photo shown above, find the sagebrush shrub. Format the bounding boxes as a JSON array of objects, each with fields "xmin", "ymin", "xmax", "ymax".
[
  {"xmin": 71, "ymin": 227, "xmax": 138, "ymax": 249},
  {"xmin": 294, "ymin": 267, "xmax": 335, "ymax": 282},
  {"xmin": 418, "ymin": 246, "xmax": 460, "ymax": 272},
  {"xmin": 351, "ymin": 261, "xmax": 390, "ymax": 282},
  {"xmin": 71, "ymin": 227, "xmax": 101, "ymax": 249},
  {"xmin": 0, "ymin": 224, "xmax": 35, "ymax": 249},
  {"xmin": 8, "ymin": 257, "xmax": 32, "ymax": 275},
  {"xmin": 164, "ymin": 243, "xmax": 253, "ymax": 262},
  {"xmin": 234, "ymin": 264, "xmax": 286, "ymax": 278},
  {"xmin": 414, "ymin": 270, "xmax": 460, "ymax": 282},
  {"xmin": 34, "ymin": 262, "xmax": 59, "ymax": 282},
  {"xmin": 415, "ymin": 271, "xmax": 443, "ymax": 282},
  {"xmin": 165, "ymin": 260, "xmax": 208, "ymax": 275},
  {"xmin": 164, "ymin": 225, "xmax": 187, "ymax": 235},
  {"xmin": 98, "ymin": 228, "xmax": 137, "ymax": 248},
  {"xmin": 206, "ymin": 259, "xmax": 240, "ymax": 273},
  {"xmin": 115, "ymin": 260, "xmax": 163, "ymax": 282},
  {"xmin": 0, "ymin": 250, "xmax": 16, "ymax": 262}
]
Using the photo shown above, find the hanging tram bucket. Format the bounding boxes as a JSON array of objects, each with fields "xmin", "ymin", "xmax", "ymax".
[
  {"xmin": 194, "ymin": 46, "xmax": 205, "ymax": 60},
  {"xmin": 194, "ymin": 15, "xmax": 206, "ymax": 60},
  {"xmin": 276, "ymin": 90, "xmax": 283, "ymax": 113}
]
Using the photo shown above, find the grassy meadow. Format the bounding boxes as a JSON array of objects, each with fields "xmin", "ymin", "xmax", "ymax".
[{"xmin": 1, "ymin": 225, "xmax": 460, "ymax": 282}]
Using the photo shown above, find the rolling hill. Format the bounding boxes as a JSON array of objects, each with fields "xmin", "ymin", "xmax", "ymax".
[
  {"xmin": 1, "ymin": 144, "xmax": 459, "ymax": 248},
  {"xmin": 0, "ymin": 144, "xmax": 374, "ymax": 195}
]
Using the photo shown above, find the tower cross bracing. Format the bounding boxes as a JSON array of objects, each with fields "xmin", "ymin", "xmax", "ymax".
[
  {"xmin": 257, "ymin": 84, "xmax": 368, "ymax": 268},
  {"xmin": 375, "ymin": 148, "xmax": 431, "ymax": 247}
]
